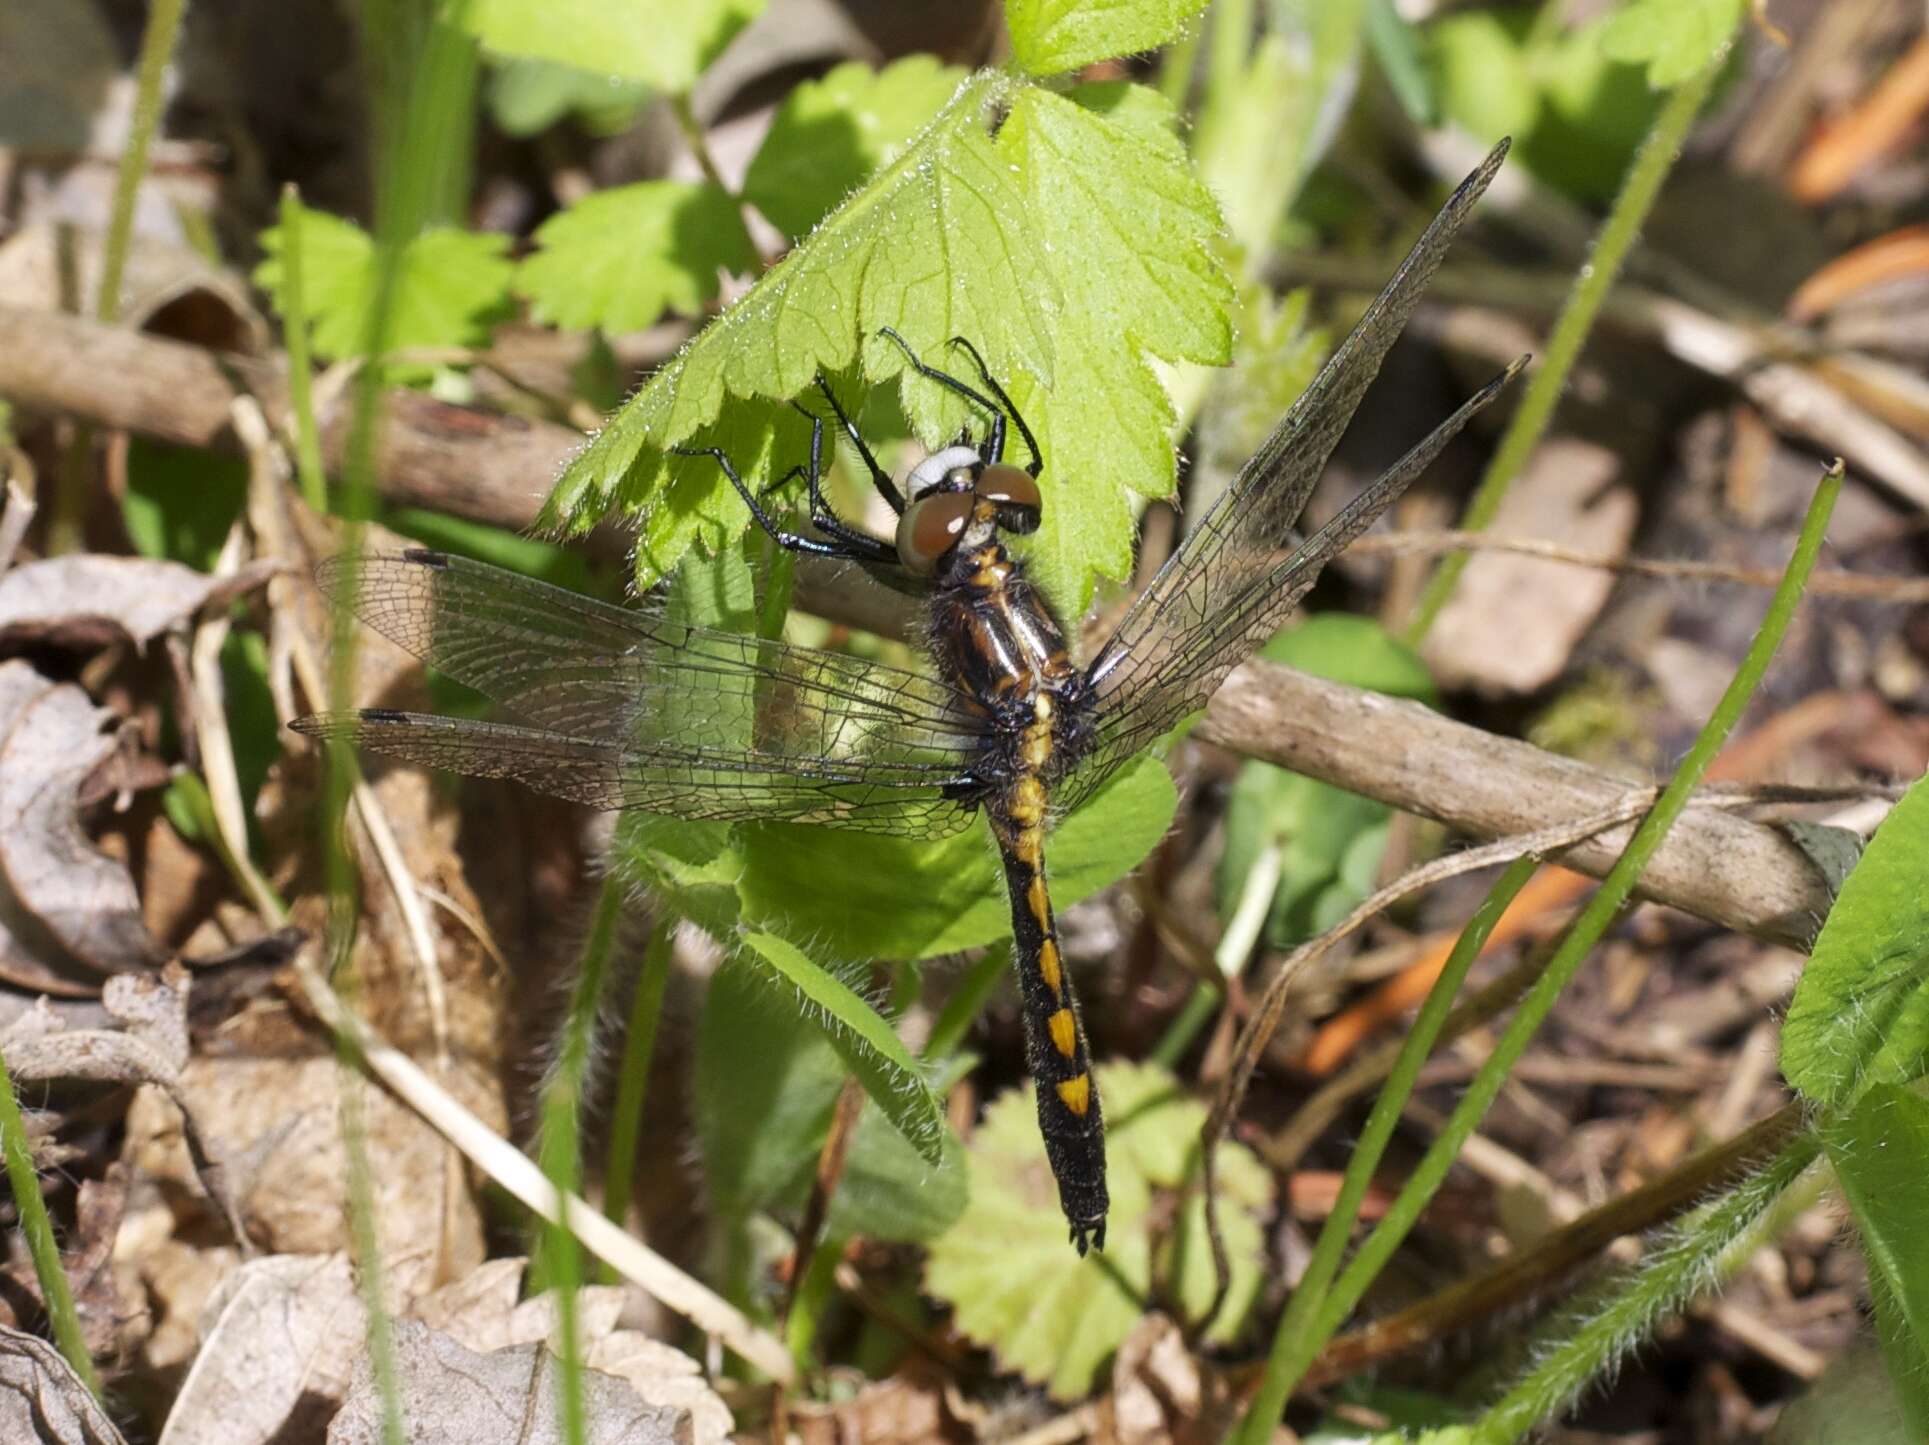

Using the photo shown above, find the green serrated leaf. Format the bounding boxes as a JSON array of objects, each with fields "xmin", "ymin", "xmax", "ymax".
[
  {"xmin": 737, "ymin": 752, "xmax": 1176, "ymax": 962},
  {"xmin": 743, "ymin": 56, "xmax": 965, "ymax": 241},
  {"xmin": 926, "ymin": 1060, "xmax": 1271, "ymax": 1399},
  {"xmin": 1782, "ymin": 774, "xmax": 1929, "ymax": 1109},
  {"xmin": 461, "ymin": 0, "xmax": 762, "ymax": 93},
  {"xmin": 1599, "ymin": 0, "xmax": 1742, "ymax": 88},
  {"xmin": 737, "ymin": 931, "xmax": 944, "ymax": 1165},
  {"xmin": 256, "ymin": 205, "xmax": 514, "ymax": 363},
  {"xmin": 544, "ymin": 72, "xmax": 1231, "ymax": 613},
  {"xmin": 996, "ymin": 82, "xmax": 1233, "ymax": 611},
  {"xmin": 517, "ymin": 180, "xmax": 754, "ymax": 334},
  {"xmin": 1006, "ymin": 0, "xmax": 1211, "ymax": 77},
  {"xmin": 1823, "ymin": 1083, "xmax": 1929, "ymax": 1436},
  {"xmin": 540, "ymin": 72, "xmax": 1056, "ymax": 584}
]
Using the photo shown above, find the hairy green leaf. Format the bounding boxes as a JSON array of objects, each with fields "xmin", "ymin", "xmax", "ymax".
[
  {"xmin": 1824, "ymin": 1084, "xmax": 1929, "ymax": 1436},
  {"xmin": 925, "ymin": 1060, "xmax": 1271, "ymax": 1398},
  {"xmin": 1599, "ymin": 0, "xmax": 1742, "ymax": 88},
  {"xmin": 256, "ymin": 205, "xmax": 514, "ymax": 362},
  {"xmin": 1783, "ymin": 774, "xmax": 1929, "ymax": 1108},
  {"xmin": 743, "ymin": 56, "xmax": 965, "ymax": 241},
  {"xmin": 461, "ymin": 0, "xmax": 762, "ymax": 92},
  {"xmin": 1005, "ymin": 0, "xmax": 1211, "ymax": 77},
  {"xmin": 738, "ymin": 931, "xmax": 943, "ymax": 1166},
  {"xmin": 517, "ymin": 180, "xmax": 754, "ymax": 333}
]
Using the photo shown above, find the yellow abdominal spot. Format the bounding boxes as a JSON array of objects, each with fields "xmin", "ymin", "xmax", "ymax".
[
  {"xmin": 1055, "ymin": 1073, "xmax": 1091, "ymax": 1116},
  {"xmin": 1047, "ymin": 1007, "xmax": 1078, "ymax": 1057},
  {"xmin": 1027, "ymin": 874, "xmax": 1050, "ymax": 926},
  {"xmin": 1036, "ymin": 938, "xmax": 1062, "ymax": 994}
]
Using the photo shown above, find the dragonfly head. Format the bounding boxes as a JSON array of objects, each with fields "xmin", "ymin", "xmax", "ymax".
[{"xmin": 897, "ymin": 448, "xmax": 1043, "ymax": 572}]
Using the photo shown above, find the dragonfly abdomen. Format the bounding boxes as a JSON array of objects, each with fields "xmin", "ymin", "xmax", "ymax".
[{"xmin": 993, "ymin": 760, "xmax": 1107, "ymax": 1254}]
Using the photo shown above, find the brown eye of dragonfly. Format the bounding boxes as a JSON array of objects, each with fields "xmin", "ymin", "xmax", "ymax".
[
  {"xmin": 895, "ymin": 491, "xmax": 974, "ymax": 572},
  {"xmin": 975, "ymin": 463, "xmax": 1041, "ymax": 534}
]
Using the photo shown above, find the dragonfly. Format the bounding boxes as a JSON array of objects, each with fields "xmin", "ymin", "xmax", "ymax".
[{"xmin": 293, "ymin": 140, "xmax": 1523, "ymax": 1254}]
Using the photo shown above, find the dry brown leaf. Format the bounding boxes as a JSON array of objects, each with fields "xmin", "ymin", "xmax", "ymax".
[
  {"xmin": 130, "ymin": 1050, "xmax": 489, "ymax": 1274},
  {"xmin": 325, "ymin": 1318, "xmax": 688, "ymax": 1445},
  {"xmin": 414, "ymin": 1264, "xmax": 732, "ymax": 1444},
  {"xmin": 0, "ymin": 1324, "xmax": 127, "ymax": 1445},
  {"xmin": 0, "ymin": 555, "xmax": 275, "ymax": 653},
  {"xmin": 156, "ymin": 1253, "xmax": 363, "ymax": 1445},
  {"xmin": 1, "ymin": 963, "xmax": 189, "ymax": 1088},
  {"xmin": 0, "ymin": 670, "xmax": 169, "ymax": 976},
  {"xmin": 1422, "ymin": 438, "xmax": 1638, "ymax": 696}
]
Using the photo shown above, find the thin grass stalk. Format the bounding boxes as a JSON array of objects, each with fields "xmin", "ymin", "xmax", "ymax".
[
  {"xmin": 1231, "ymin": 854, "xmax": 1537, "ymax": 1442},
  {"xmin": 0, "ymin": 1046, "xmax": 101, "ymax": 1396},
  {"xmin": 1234, "ymin": 460, "xmax": 1842, "ymax": 1437},
  {"xmin": 1403, "ymin": 37, "xmax": 1733, "ymax": 643},
  {"xmin": 319, "ymin": 6, "xmax": 477, "ymax": 1439},
  {"xmin": 47, "ymin": 0, "xmax": 187, "ymax": 555}
]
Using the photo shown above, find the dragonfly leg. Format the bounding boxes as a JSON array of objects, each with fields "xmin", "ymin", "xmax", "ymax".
[
  {"xmin": 674, "ymin": 442, "xmax": 895, "ymax": 564},
  {"xmin": 782, "ymin": 403, "xmax": 902, "ymax": 555},
  {"xmin": 945, "ymin": 335, "xmax": 1042, "ymax": 479},
  {"xmin": 876, "ymin": 326, "xmax": 1008, "ymax": 471},
  {"xmin": 814, "ymin": 377, "xmax": 906, "ymax": 516}
]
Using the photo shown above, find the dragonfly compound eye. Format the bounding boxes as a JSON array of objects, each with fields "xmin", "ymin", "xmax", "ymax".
[
  {"xmin": 896, "ymin": 490, "xmax": 975, "ymax": 573},
  {"xmin": 975, "ymin": 463, "xmax": 1042, "ymax": 535}
]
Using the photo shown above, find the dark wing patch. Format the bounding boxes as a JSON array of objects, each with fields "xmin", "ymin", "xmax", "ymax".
[{"xmin": 301, "ymin": 549, "xmax": 983, "ymax": 836}]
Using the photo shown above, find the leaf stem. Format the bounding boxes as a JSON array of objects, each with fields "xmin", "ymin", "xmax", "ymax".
[
  {"xmin": 277, "ymin": 186, "xmax": 331, "ymax": 513},
  {"xmin": 671, "ymin": 92, "xmax": 732, "ymax": 195},
  {"xmin": 1403, "ymin": 36, "xmax": 1733, "ymax": 643},
  {"xmin": 1235, "ymin": 457, "xmax": 1842, "ymax": 1436}
]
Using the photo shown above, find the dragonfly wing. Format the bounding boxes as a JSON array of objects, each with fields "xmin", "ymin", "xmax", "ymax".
[
  {"xmin": 1058, "ymin": 141, "xmax": 1516, "ymax": 815},
  {"xmin": 303, "ymin": 549, "xmax": 985, "ymax": 835},
  {"xmin": 291, "ymin": 711, "xmax": 980, "ymax": 834}
]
